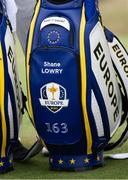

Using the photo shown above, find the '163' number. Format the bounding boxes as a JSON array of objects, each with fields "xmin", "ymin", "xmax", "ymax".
[{"xmin": 45, "ymin": 123, "xmax": 68, "ymax": 134}]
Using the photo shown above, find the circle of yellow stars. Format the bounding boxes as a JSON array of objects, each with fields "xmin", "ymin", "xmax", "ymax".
[{"xmin": 48, "ymin": 30, "xmax": 60, "ymax": 45}]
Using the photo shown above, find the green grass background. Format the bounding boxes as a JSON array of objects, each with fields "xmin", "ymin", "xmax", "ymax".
[{"xmin": 1, "ymin": 0, "xmax": 128, "ymax": 179}]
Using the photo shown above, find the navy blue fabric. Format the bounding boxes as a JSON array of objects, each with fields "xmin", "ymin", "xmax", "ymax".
[
  {"xmin": 0, "ymin": 0, "xmax": 7, "ymax": 16},
  {"xmin": 39, "ymin": 22, "xmax": 73, "ymax": 48},
  {"xmin": 84, "ymin": 0, "xmax": 97, "ymax": 21},
  {"xmin": 49, "ymin": 151, "xmax": 104, "ymax": 170},
  {"xmin": 42, "ymin": 0, "xmax": 83, "ymax": 10},
  {"xmin": 27, "ymin": 0, "xmax": 112, "ymax": 170},
  {"xmin": 29, "ymin": 1, "xmax": 86, "ymax": 155},
  {"xmin": 29, "ymin": 0, "xmax": 108, "ymax": 149},
  {"xmin": 0, "ymin": 157, "xmax": 13, "ymax": 173},
  {"xmin": 30, "ymin": 47, "xmax": 83, "ymax": 145},
  {"xmin": 31, "ymin": 1, "xmax": 83, "ymax": 52},
  {"xmin": 104, "ymin": 28, "xmax": 114, "ymax": 43}
]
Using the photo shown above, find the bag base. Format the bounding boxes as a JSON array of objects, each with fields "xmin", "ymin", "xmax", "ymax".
[{"xmin": 49, "ymin": 152, "xmax": 104, "ymax": 171}]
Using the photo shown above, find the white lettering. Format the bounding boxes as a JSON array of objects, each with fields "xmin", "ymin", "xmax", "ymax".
[
  {"xmin": 44, "ymin": 61, "xmax": 61, "ymax": 67},
  {"xmin": 39, "ymin": 99, "xmax": 69, "ymax": 107},
  {"xmin": 41, "ymin": 68, "xmax": 63, "ymax": 74}
]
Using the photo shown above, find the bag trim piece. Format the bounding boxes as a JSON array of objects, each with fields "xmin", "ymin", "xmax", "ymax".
[
  {"xmin": 80, "ymin": 6, "xmax": 92, "ymax": 155},
  {"xmin": 26, "ymin": 0, "xmax": 41, "ymax": 125},
  {"xmin": 0, "ymin": 43, "xmax": 7, "ymax": 157}
]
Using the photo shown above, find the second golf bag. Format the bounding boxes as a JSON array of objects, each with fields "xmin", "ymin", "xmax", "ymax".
[
  {"xmin": 26, "ymin": 0, "xmax": 124, "ymax": 170},
  {"xmin": 0, "ymin": 1, "xmax": 24, "ymax": 172}
]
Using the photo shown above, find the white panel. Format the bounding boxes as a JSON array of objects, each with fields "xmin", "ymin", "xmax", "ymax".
[
  {"xmin": 40, "ymin": 17, "xmax": 70, "ymax": 31},
  {"xmin": 5, "ymin": 26, "xmax": 23, "ymax": 127},
  {"xmin": 6, "ymin": 0, "xmax": 17, "ymax": 32},
  {"xmin": 90, "ymin": 22, "xmax": 122, "ymax": 137},
  {"xmin": 108, "ymin": 37, "xmax": 128, "ymax": 97},
  {"xmin": 8, "ymin": 93, "xmax": 14, "ymax": 139},
  {"xmin": 91, "ymin": 91, "xmax": 104, "ymax": 137}
]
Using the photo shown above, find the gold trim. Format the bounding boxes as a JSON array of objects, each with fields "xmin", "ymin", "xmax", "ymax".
[
  {"xmin": 80, "ymin": 6, "xmax": 92, "ymax": 154},
  {"xmin": 26, "ymin": 0, "xmax": 41, "ymax": 124},
  {"xmin": 0, "ymin": 44, "xmax": 7, "ymax": 157}
]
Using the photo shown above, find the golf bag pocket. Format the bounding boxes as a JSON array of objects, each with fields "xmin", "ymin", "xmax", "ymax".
[
  {"xmin": 30, "ymin": 47, "xmax": 84, "ymax": 145},
  {"xmin": 39, "ymin": 16, "xmax": 73, "ymax": 47}
]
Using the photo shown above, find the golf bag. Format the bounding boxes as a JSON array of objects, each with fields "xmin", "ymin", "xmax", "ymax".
[
  {"xmin": 104, "ymin": 28, "xmax": 128, "ymax": 151},
  {"xmin": 91, "ymin": 0, "xmax": 128, "ymax": 153},
  {"xmin": 0, "ymin": 1, "xmax": 24, "ymax": 172},
  {"xmin": 26, "ymin": 0, "xmax": 127, "ymax": 170}
]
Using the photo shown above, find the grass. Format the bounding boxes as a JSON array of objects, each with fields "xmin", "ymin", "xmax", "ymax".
[
  {"xmin": 1, "ymin": 1, "xmax": 128, "ymax": 179},
  {"xmin": 0, "ymin": 157, "xmax": 127, "ymax": 179}
]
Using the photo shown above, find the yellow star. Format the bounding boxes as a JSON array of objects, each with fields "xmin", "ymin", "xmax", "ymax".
[
  {"xmin": 84, "ymin": 158, "xmax": 90, "ymax": 164},
  {"xmin": 0, "ymin": 162, "xmax": 4, "ymax": 167},
  {"xmin": 69, "ymin": 159, "xmax": 76, "ymax": 165},
  {"xmin": 58, "ymin": 159, "xmax": 63, "ymax": 165},
  {"xmin": 97, "ymin": 156, "xmax": 100, "ymax": 161}
]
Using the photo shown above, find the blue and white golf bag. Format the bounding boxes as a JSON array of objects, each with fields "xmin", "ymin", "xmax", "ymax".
[
  {"xmin": 26, "ymin": 0, "xmax": 128, "ymax": 170},
  {"xmin": 105, "ymin": 28, "xmax": 128, "ymax": 151},
  {"xmin": 0, "ymin": 1, "xmax": 23, "ymax": 172}
]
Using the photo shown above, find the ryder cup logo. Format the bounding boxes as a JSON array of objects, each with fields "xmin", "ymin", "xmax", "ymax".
[{"xmin": 39, "ymin": 83, "xmax": 69, "ymax": 113}]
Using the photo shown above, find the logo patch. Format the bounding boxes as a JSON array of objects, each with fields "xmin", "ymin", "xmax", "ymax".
[{"xmin": 39, "ymin": 82, "xmax": 69, "ymax": 113}]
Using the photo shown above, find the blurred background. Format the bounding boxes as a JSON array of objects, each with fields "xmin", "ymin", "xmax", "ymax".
[{"xmin": 100, "ymin": 0, "xmax": 128, "ymax": 41}]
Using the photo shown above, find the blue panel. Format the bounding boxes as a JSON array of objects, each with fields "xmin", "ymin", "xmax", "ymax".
[
  {"xmin": 30, "ymin": 47, "xmax": 84, "ymax": 145},
  {"xmin": 84, "ymin": 0, "xmax": 97, "ymax": 21}
]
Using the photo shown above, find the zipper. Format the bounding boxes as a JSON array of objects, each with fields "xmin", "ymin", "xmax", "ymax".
[
  {"xmin": 29, "ymin": 46, "xmax": 79, "ymax": 66},
  {"xmin": 31, "ymin": 46, "xmax": 79, "ymax": 58}
]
